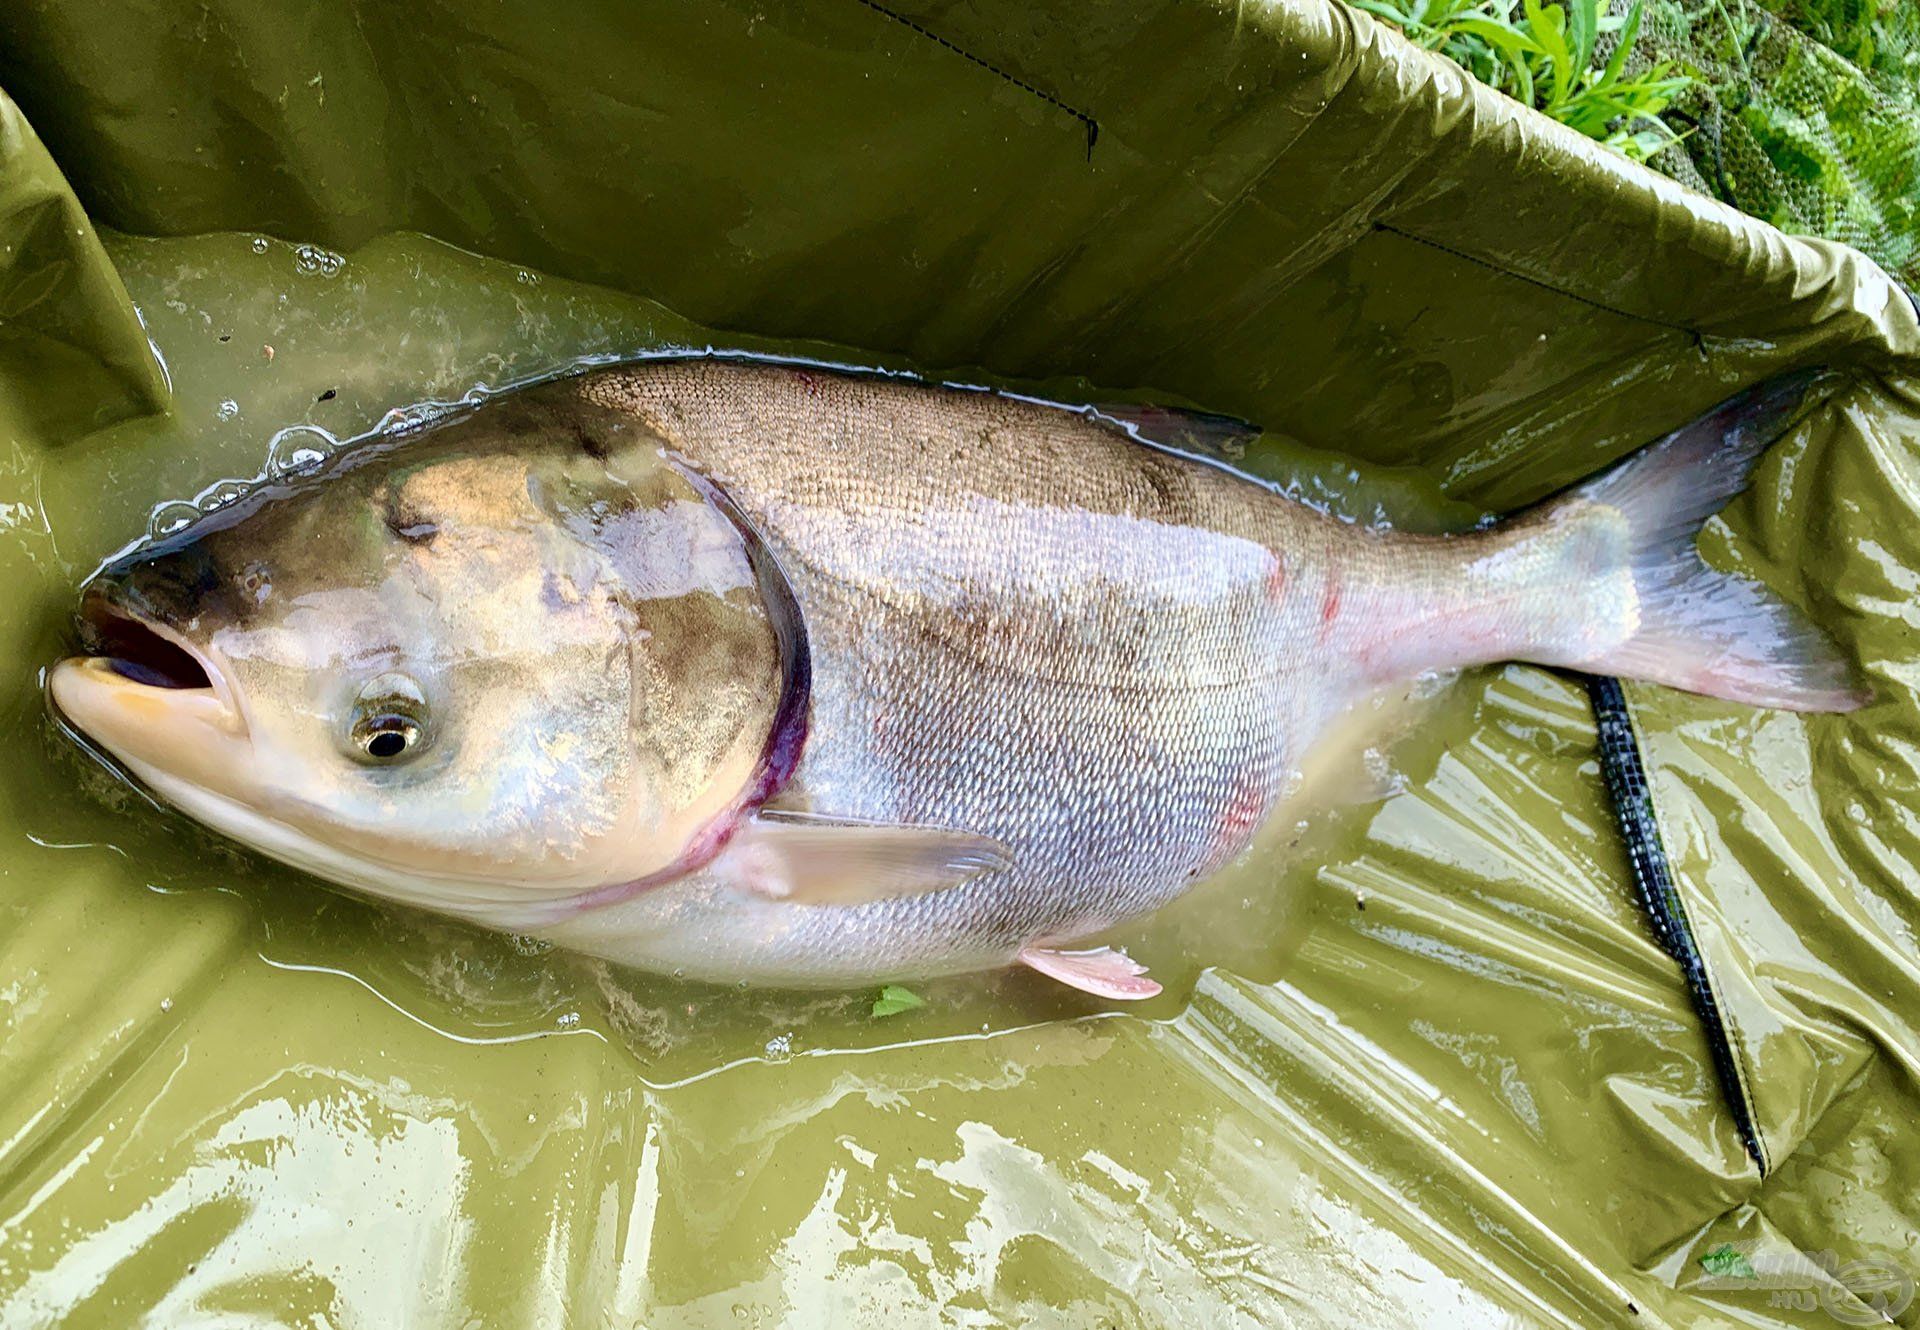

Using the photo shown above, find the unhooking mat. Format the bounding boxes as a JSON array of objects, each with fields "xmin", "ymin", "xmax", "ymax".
[{"xmin": 1, "ymin": 1, "xmax": 1918, "ymax": 1325}]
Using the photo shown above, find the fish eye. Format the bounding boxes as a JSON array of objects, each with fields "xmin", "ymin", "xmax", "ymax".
[
  {"xmin": 346, "ymin": 672, "xmax": 430, "ymax": 765},
  {"xmin": 354, "ymin": 713, "xmax": 422, "ymax": 762}
]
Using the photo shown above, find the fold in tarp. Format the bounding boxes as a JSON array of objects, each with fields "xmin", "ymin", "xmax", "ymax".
[{"xmin": 0, "ymin": 2, "xmax": 1915, "ymax": 1324}]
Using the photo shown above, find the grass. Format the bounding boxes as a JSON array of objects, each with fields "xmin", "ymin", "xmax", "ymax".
[{"xmin": 1351, "ymin": 0, "xmax": 1698, "ymax": 159}]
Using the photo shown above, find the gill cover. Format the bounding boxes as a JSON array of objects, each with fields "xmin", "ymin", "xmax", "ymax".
[{"xmin": 49, "ymin": 382, "xmax": 809, "ymax": 923}]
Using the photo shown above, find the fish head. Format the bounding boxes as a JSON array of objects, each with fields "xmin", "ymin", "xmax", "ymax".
[{"xmin": 49, "ymin": 398, "xmax": 791, "ymax": 919}]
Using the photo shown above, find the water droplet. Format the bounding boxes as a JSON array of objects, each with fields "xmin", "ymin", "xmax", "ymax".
[
  {"xmin": 159, "ymin": 997, "xmax": 173, "ymax": 1013},
  {"xmin": 215, "ymin": 399, "xmax": 239, "ymax": 421},
  {"xmin": 292, "ymin": 243, "xmax": 345, "ymax": 277},
  {"xmin": 763, "ymin": 1033, "xmax": 794, "ymax": 1062},
  {"xmin": 515, "ymin": 269, "xmax": 541, "ymax": 285},
  {"xmin": 556, "ymin": 1010, "xmax": 580, "ymax": 1029},
  {"xmin": 251, "ymin": 237, "xmax": 270, "ymax": 254}
]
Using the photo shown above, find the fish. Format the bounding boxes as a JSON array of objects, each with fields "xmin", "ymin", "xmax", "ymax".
[{"xmin": 47, "ymin": 359, "xmax": 1865, "ymax": 1000}]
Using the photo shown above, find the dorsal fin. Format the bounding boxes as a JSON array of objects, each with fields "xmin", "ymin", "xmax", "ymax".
[{"xmin": 1091, "ymin": 403, "xmax": 1262, "ymax": 461}]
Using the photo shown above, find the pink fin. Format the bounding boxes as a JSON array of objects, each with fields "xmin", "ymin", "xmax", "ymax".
[
  {"xmin": 1091, "ymin": 403, "xmax": 1261, "ymax": 460},
  {"xmin": 1019, "ymin": 945, "xmax": 1162, "ymax": 1000}
]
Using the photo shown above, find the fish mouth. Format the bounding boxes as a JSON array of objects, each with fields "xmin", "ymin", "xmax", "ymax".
[
  {"xmin": 77, "ymin": 588, "xmax": 217, "ymax": 693},
  {"xmin": 50, "ymin": 586, "xmax": 248, "ymax": 783}
]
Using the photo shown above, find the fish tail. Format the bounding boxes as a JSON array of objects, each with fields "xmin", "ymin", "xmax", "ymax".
[{"xmin": 1534, "ymin": 368, "xmax": 1867, "ymax": 712}]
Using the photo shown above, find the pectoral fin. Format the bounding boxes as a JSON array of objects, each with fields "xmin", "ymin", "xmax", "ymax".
[
  {"xmin": 1019, "ymin": 945, "xmax": 1162, "ymax": 1000},
  {"xmin": 722, "ymin": 810, "xmax": 1012, "ymax": 907}
]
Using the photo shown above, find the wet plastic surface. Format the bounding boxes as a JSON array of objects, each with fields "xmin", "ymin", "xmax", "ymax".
[{"xmin": 1, "ymin": 2, "xmax": 1917, "ymax": 1325}]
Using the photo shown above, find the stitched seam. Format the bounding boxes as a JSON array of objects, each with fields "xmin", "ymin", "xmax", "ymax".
[
  {"xmin": 1376, "ymin": 222, "xmax": 1707, "ymax": 344},
  {"xmin": 852, "ymin": 0, "xmax": 1100, "ymax": 158}
]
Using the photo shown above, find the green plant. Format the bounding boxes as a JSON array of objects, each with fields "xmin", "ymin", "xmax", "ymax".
[
  {"xmin": 1698, "ymin": 1244, "xmax": 1759, "ymax": 1279},
  {"xmin": 871, "ymin": 984, "xmax": 926, "ymax": 1017},
  {"xmin": 1352, "ymin": 0, "xmax": 1698, "ymax": 159}
]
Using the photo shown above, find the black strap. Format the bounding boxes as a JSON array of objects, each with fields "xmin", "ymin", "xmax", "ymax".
[{"xmin": 1585, "ymin": 674, "xmax": 1769, "ymax": 1174}]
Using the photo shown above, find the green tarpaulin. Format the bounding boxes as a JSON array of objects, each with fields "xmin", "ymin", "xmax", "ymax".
[{"xmin": 0, "ymin": 2, "xmax": 1915, "ymax": 1325}]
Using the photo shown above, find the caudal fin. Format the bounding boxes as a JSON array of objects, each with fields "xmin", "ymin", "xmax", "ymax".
[{"xmin": 1565, "ymin": 369, "xmax": 1867, "ymax": 712}]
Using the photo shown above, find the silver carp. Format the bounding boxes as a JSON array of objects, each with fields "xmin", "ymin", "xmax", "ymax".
[{"xmin": 49, "ymin": 361, "xmax": 1862, "ymax": 998}]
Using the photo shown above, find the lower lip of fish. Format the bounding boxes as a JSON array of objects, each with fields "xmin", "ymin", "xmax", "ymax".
[{"xmin": 49, "ymin": 657, "xmax": 241, "ymax": 772}]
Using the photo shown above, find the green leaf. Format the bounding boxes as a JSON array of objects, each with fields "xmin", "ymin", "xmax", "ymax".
[
  {"xmin": 1452, "ymin": 16, "xmax": 1546, "ymax": 102},
  {"xmin": 1569, "ymin": 0, "xmax": 1600, "ymax": 77},
  {"xmin": 1451, "ymin": 17, "xmax": 1548, "ymax": 56},
  {"xmin": 1524, "ymin": 0, "xmax": 1575, "ymax": 106},
  {"xmin": 1349, "ymin": 0, "xmax": 1422, "ymax": 28},
  {"xmin": 1599, "ymin": 0, "xmax": 1645, "ymax": 90},
  {"xmin": 871, "ymin": 984, "xmax": 927, "ymax": 1017},
  {"xmin": 1699, "ymin": 1245, "xmax": 1758, "ymax": 1280}
]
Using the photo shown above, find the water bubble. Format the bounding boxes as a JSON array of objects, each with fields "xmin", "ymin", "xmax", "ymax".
[
  {"xmin": 556, "ymin": 1010, "xmax": 580, "ymax": 1029},
  {"xmin": 515, "ymin": 269, "xmax": 541, "ymax": 286},
  {"xmin": 292, "ymin": 244, "xmax": 345, "ymax": 277},
  {"xmin": 375, "ymin": 401, "xmax": 454, "ymax": 436},
  {"xmin": 266, "ymin": 425, "xmax": 337, "ymax": 478},
  {"xmin": 251, "ymin": 237, "xmax": 270, "ymax": 254},
  {"xmin": 159, "ymin": 997, "xmax": 173, "ymax": 1013},
  {"xmin": 201, "ymin": 481, "xmax": 249, "ymax": 511},
  {"xmin": 148, "ymin": 501, "xmax": 202, "ymax": 538},
  {"xmin": 763, "ymin": 1033, "xmax": 794, "ymax": 1063},
  {"xmin": 508, "ymin": 934, "xmax": 553, "ymax": 957},
  {"xmin": 215, "ymin": 399, "xmax": 239, "ymax": 421}
]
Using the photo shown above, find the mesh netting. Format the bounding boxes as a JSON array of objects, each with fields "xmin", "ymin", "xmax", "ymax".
[{"xmin": 1636, "ymin": 0, "xmax": 1919, "ymax": 284}]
